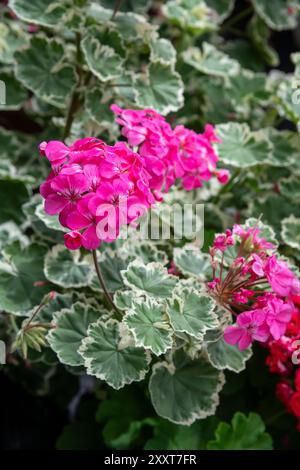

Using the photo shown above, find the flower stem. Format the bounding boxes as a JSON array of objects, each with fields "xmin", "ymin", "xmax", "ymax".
[
  {"xmin": 63, "ymin": 32, "xmax": 83, "ymax": 141},
  {"xmin": 111, "ymin": 0, "xmax": 123, "ymax": 20},
  {"xmin": 92, "ymin": 250, "xmax": 121, "ymax": 317}
]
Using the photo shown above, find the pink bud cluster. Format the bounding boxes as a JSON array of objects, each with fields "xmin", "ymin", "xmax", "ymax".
[
  {"xmin": 111, "ymin": 105, "xmax": 229, "ymax": 196},
  {"xmin": 207, "ymin": 223, "xmax": 300, "ymax": 350},
  {"xmin": 39, "ymin": 137, "xmax": 155, "ymax": 250}
]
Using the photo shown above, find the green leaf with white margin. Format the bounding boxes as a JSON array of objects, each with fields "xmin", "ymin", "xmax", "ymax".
[
  {"xmin": 207, "ymin": 412, "xmax": 273, "ymax": 450},
  {"xmin": 44, "ymin": 245, "xmax": 93, "ymax": 288},
  {"xmin": 87, "ymin": 4, "xmax": 157, "ymax": 42},
  {"xmin": 125, "ymin": 298, "xmax": 173, "ymax": 356},
  {"xmin": 252, "ymin": 0, "xmax": 299, "ymax": 31},
  {"xmin": 122, "ymin": 240, "xmax": 168, "ymax": 266},
  {"xmin": 47, "ymin": 302, "xmax": 100, "ymax": 367},
  {"xmin": 15, "ymin": 36, "xmax": 76, "ymax": 108},
  {"xmin": 0, "ymin": 22, "xmax": 28, "ymax": 64},
  {"xmin": 0, "ymin": 241, "xmax": 50, "ymax": 316},
  {"xmin": 0, "ymin": 72, "xmax": 27, "ymax": 111},
  {"xmin": 167, "ymin": 288, "xmax": 218, "ymax": 340},
  {"xmin": 281, "ymin": 215, "xmax": 300, "ymax": 250},
  {"xmin": 121, "ymin": 260, "xmax": 177, "ymax": 299},
  {"xmin": 35, "ymin": 202, "xmax": 67, "ymax": 232},
  {"xmin": 149, "ymin": 38, "xmax": 176, "ymax": 66},
  {"xmin": 149, "ymin": 350, "xmax": 225, "ymax": 424},
  {"xmin": 226, "ymin": 70, "xmax": 270, "ymax": 113},
  {"xmin": 173, "ymin": 245, "xmax": 210, "ymax": 278},
  {"xmin": 182, "ymin": 43, "xmax": 240, "ymax": 78},
  {"xmin": 215, "ymin": 122, "xmax": 272, "ymax": 168},
  {"xmin": 206, "ymin": 335, "xmax": 252, "ymax": 373},
  {"xmin": 81, "ymin": 26, "xmax": 125, "ymax": 82},
  {"xmin": 79, "ymin": 319, "xmax": 151, "ymax": 389},
  {"xmin": 9, "ymin": 0, "xmax": 68, "ymax": 27},
  {"xmin": 205, "ymin": 0, "xmax": 235, "ymax": 22},
  {"xmin": 90, "ymin": 249, "xmax": 134, "ymax": 293},
  {"xmin": 162, "ymin": 0, "xmax": 217, "ymax": 34},
  {"xmin": 266, "ymin": 128, "xmax": 299, "ymax": 167},
  {"xmin": 135, "ymin": 61, "xmax": 184, "ymax": 115},
  {"xmin": 280, "ymin": 176, "xmax": 300, "ymax": 202}
]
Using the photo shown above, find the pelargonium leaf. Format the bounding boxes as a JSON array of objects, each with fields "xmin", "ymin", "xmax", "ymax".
[
  {"xmin": 149, "ymin": 38, "xmax": 177, "ymax": 66},
  {"xmin": 149, "ymin": 350, "xmax": 225, "ymax": 424},
  {"xmin": 79, "ymin": 319, "xmax": 151, "ymax": 389},
  {"xmin": 125, "ymin": 298, "xmax": 173, "ymax": 356},
  {"xmin": 0, "ymin": 241, "xmax": 50, "ymax": 316},
  {"xmin": 207, "ymin": 412, "xmax": 273, "ymax": 450},
  {"xmin": 81, "ymin": 26, "xmax": 125, "ymax": 82},
  {"xmin": 167, "ymin": 288, "xmax": 218, "ymax": 339},
  {"xmin": 215, "ymin": 122, "xmax": 272, "ymax": 167},
  {"xmin": 206, "ymin": 335, "xmax": 252, "ymax": 373},
  {"xmin": 173, "ymin": 245, "xmax": 210, "ymax": 278},
  {"xmin": 9, "ymin": 0, "xmax": 68, "ymax": 27},
  {"xmin": 121, "ymin": 260, "xmax": 177, "ymax": 299},
  {"xmin": 15, "ymin": 36, "xmax": 76, "ymax": 108},
  {"xmin": 135, "ymin": 61, "xmax": 184, "ymax": 115},
  {"xmin": 182, "ymin": 43, "xmax": 240, "ymax": 78},
  {"xmin": 252, "ymin": 0, "xmax": 299, "ymax": 31},
  {"xmin": 44, "ymin": 245, "xmax": 94, "ymax": 288},
  {"xmin": 281, "ymin": 215, "xmax": 300, "ymax": 250},
  {"xmin": 47, "ymin": 302, "xmax": 100, "ymax": 367}
]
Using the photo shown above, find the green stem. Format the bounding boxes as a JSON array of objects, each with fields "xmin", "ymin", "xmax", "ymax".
[
  {"xmin": 63, "ymin": 32, "xmax": 83, "ymax": 141},
  {"xmin": 92, "ymin": 250, "xmax": 121, "ymax": 317},
  {"xmin": 111, "ymin": 0, "xmax": 123, "ymax": 20}
]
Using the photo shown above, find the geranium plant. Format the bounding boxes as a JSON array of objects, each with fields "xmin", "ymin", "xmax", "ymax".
[{"xmin": 1, "ymin": 0, "xmax": 300, "ymax": 451}]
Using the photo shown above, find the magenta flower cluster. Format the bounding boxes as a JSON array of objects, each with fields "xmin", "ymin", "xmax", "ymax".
[
  {"xmin": 39, "ymin": 138, "xmax": 154, "ymax": 250},
  {"xmin": 111, "ymin": 105, "xmax": 229, "ymax": 196},
  {"xmin": 39, "ymin": 106, "xmax": 228, "ymax": 251},
  {"xmin": 208, "ymin": 224, "xmax": 300, "ymax": 350}
]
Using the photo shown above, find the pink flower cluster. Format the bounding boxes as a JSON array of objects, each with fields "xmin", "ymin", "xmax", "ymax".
[
  {"xmin": 207, "ymin": 223, "xmax": 300, "ymax": 350},
  {"xmin": 111, "ymin": 105, "xmax": 229, "ymax": 195},
  {"xmin": 39, "ymin": 137, "xmax": 154, "ymax": 250}
]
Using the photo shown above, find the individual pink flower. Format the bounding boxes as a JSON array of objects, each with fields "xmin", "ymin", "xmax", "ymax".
[
  {"xmin": 224, "ymin": 310, "xmax": 270, "ymax": 350},
  {"xmin": 65, "ymin": 194, "xmax": 102, "ymax": 249},
  {"xmin": 44, "ymin": 173, "xmax": 89, "ymax": 225},
  {"xmin": 265, "ymin": 256, "xmax": 300, "ymax": 297},
  {"xmin": 265, "ymin": 297, "xmax": 293, "ymax": 340},
  {"xmin": 215, "ymin": 169, "xmax": 230, "ymax": 185},
  {"xmin": 251, "ymin": 254, "xmax": 265, "ymax": 277}
]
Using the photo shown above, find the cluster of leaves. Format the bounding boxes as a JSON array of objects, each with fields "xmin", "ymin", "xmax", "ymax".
[{"xmin": 1, "ymin": 0, "xmax": 300, "ymax": 450}]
